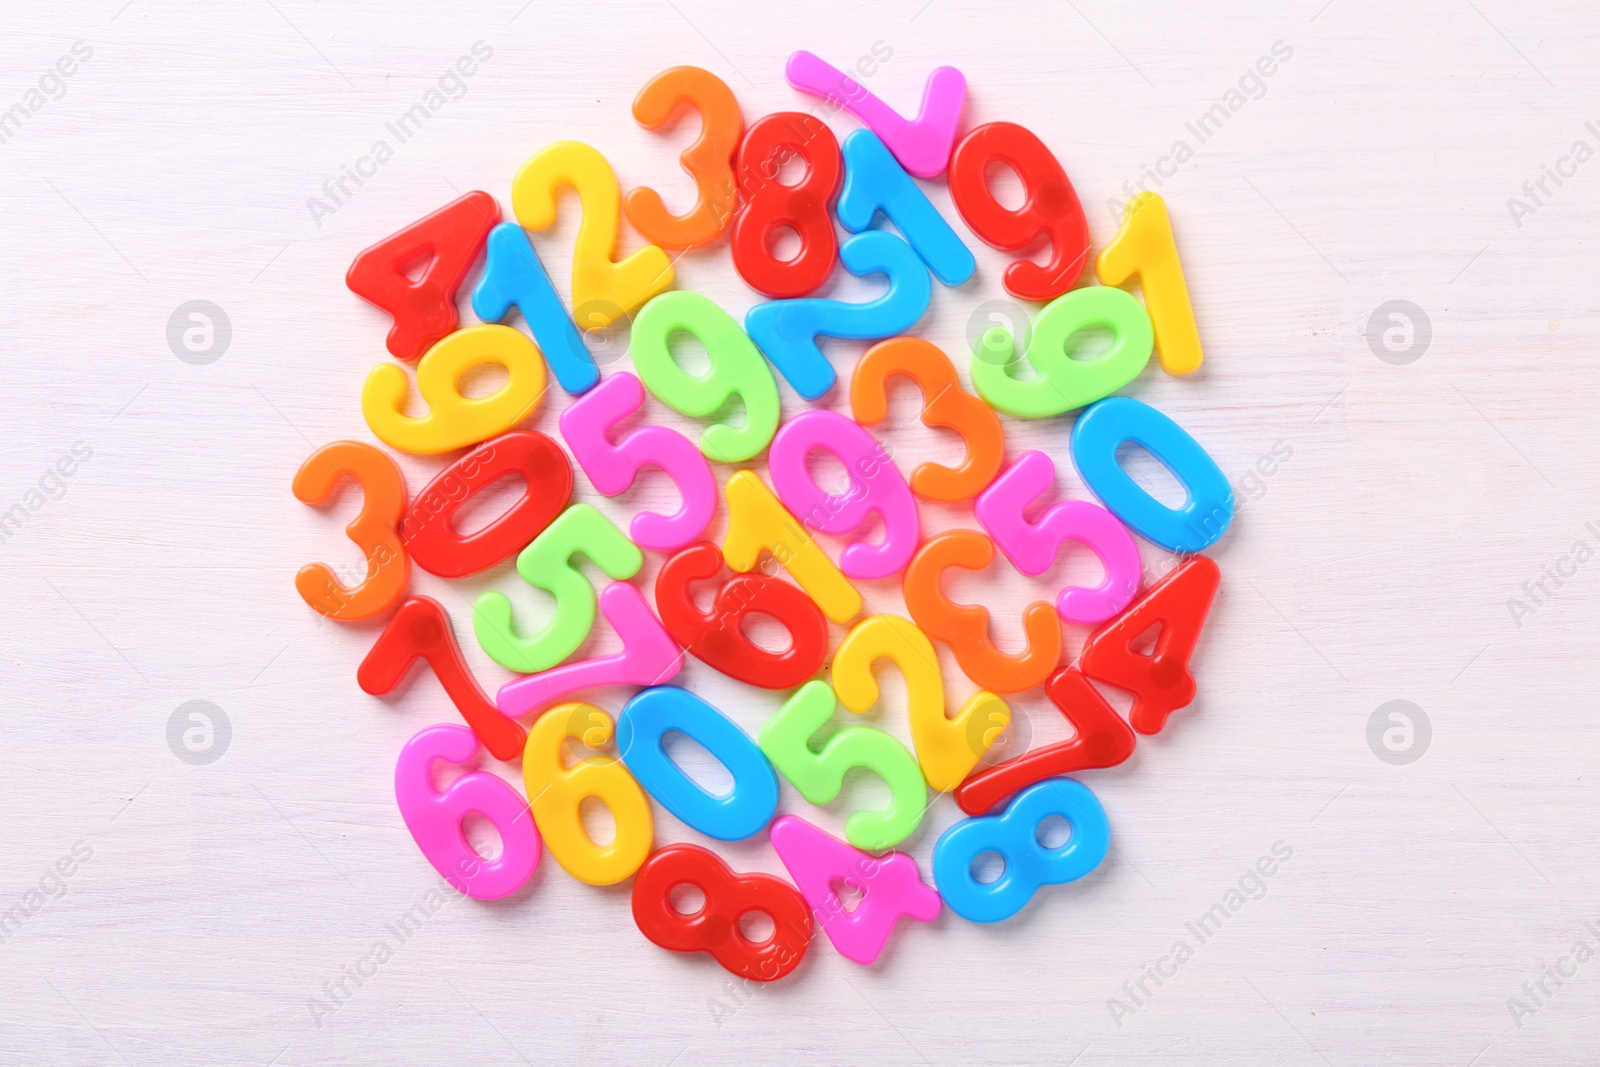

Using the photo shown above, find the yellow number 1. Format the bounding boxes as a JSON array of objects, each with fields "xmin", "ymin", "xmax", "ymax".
[{"xmin": 1096, "ymin": 192, "xmax": 1202, "ymax": 377}]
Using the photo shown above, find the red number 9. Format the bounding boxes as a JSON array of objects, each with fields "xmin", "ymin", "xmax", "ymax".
[{"xmin": 732, "ymin": 112, "xmax": 842, "ymax": 298}]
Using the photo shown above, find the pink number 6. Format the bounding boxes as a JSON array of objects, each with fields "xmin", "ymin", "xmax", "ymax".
[{"xmin": 393, "ymin": 724, "xmax": 541, "ymax": 900}]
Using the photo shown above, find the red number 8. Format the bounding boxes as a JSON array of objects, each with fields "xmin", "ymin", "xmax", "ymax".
[{"xmin": 732, "ymin": 112, "xmax": 842, "ymax": 298}]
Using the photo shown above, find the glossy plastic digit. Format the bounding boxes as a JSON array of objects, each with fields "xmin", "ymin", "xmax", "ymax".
[
  {"xmin": 630, "ymin": 291, "xmax": 780, "ymax": 463},
  {"xmin": 362, "ymin": 324, "xmax": 547, "ymax": 455},
  {"xmin": 1078, "ymin": 555, "xmax": 1220, "ymax": 735},
  {"xmin": 617, "ymin": 686, "xmax": 779, "ymax": 842},
  {"xmin": 769, "ymin": 814, "xmax": 940, "ymax": 966},
  {"xmin": 654, "ymin": 542, "xmax": 828, "ymax": 689},
  {"xmin": 359, "ymin": 596, "xmax": 527, "ymax": 762},
  {"xmin": 731, "ymin": 112, "xmax": 841, "ymax": 298},
  {"xmin": 902, "ymin": 530, "xmax": 1062, "ymax": 694},
  {"xmin": 970, "ymin": 286, "xmax": 1153, "ymax": 419},
  {"xmin": 758, "ymin": 680, "xmax": 927, "ymax": 851},
  {"xmin": 767, "ymin": 410, "xmax": 919, "ymax": 580},
  {"xmin": 292, "ymin": 441, "xmax": 409, "ymax": 621},
  {"xmin": 831, "ymin": 614, "xmax": 1010, "ymax": 793},
  {"xmin": 974, "ymin": 450, "xmax": 1141, "ymax": 625},
  {"xmin": 523, "ymin": 702, "xmax": 653, "ymax": 885},
  {"xmin": 624, "ymin": 66, "xmax": 742, "ymax": 250},
  {"xmin": 1070, "ymin": 397, "xmax": 1233, "ymax": 553},
  {"xmin": 1097, "ymin": 192, "xmax": 1203, "ymax": 376},
  {"xmin": 933, "ymin": 776, "xmax": 1110, "ymax": 923},
  {"xmin": 346, "ymin": 190, "xmax": 499, "ymax": 362},
  {"xmin": 745, "ymin": 229, "xmax": 932, "ymax": 400},
  {"xmin": 558, "ymin": 372, "xmax": 717, "ymax": 552},
  {"xmin": 496, "ymin": 582, "xmax": 684, "ymax": 720},
  {"xmin": 784, "ymin": 52, "xmax": 965, "ymax": 179},
  {"xmin": 401, "ymin": 431, "xmax": 572, "ymax": 579},
  {"xmin": 837, "ymin": 129, "xmax": 973, "ymax": 285},
  {"xmin": 849, "ymin": 337, "xmax": 1004, "ymax": 503},
  {"xmin": 721, "ymin": 470, "xmax": 861, "ymax": 624},
  {"xmin": 632, "ymin": 843, "xmax": 812, "ymax": 982},
  {"xmin": 394, "ymin": 724, "xmax": 540, "ymax": 900},
  {"xmin": 472, "ymin": 222, "xmax": 598, "ymax": 394},
  {"xmin": 947, "ymin": 121, "xmax": 1090, "ymax": 301}
]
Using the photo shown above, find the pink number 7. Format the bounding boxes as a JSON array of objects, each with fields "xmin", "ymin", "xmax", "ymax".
[{"xmin": 784, "ymin": 51, "xmax": 966, "ymax": 180}]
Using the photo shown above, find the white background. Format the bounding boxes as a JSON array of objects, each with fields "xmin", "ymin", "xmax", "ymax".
[{"xmin": 2, "ymin": 0, "xmax": 1597, "ymax": 1064}]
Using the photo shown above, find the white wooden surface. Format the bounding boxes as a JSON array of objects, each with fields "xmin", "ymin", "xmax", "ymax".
[{"xmin": 2, "ymin": 0, "xmax": 1598, "ymax": 1063}]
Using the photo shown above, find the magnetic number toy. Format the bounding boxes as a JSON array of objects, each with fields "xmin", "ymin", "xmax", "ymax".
[
  {"xmin": 784, "ymin": 52, "xmax": 966, "ymax": 179},
  {"xmin": 630, "ymin": 291, "xmax": 781, "ymax": 464},
  {"xmin": 769, "ymin": 814, "xmax": 941, "ymax": 966},
  {"xmin": 558, "ymin": 371, "xmax": 717, "ymax": 553},
  {"xmin": 523, "ymin": 703, "xmax": 653, "ymax": 885},
  {"xmin": 731, "ymin": 111, "xmax": 841, "ymax": 299},
  {"xmin": 758, "ymin": 680, "xmax": 927, "ymax": 851},
  {"xmin": 292, "ymin": 440, "xmax": 409, "ymax": 621},
  {"xmin": 624, "ymin": 66, "xmax": 742, "ymax": 250},
  {"xmin": 1069, "ymin": 397, "xmax": 1233, "ymax": 553},
  {"xmin": 617, "ymin": 686, "xmax": 779, "ymax": 842},
  {"xmin": 902, "ymin": 530, "xmax": 1063, "ymax": 695},
  {"xmin": 745, "ymin": 229, "xmax": 932, "ymax": 400},
  {"xmin": 831, "ymin": 614, "xmax": 1010, "ymax": 793},
  {"xmin": 721, "ymin": 470, "xmax": 861, "ymax": 624},
  {"xmin": 511, "ymin": 141, "xmax": 674, "ymax": 326},
  {"xmin": 401, "ymin": 430, "xmax": 572, "ymax": 579},
  {"xmin": 947, "ymin": 121, "xmax": 1090, "ymax": 301},
  {"xmin": 631, "ymin": 843, "xmax": 812, "ymax": 982},
  {"xmin": 345, "ymin": 190, "xmax": 499, "ymax": 362},
  {"xmin": 767, "ymin": 410, "xmax": 919, "ymax": 581},
  {"xmin": 361, "ymin": 324, "xmax": 547, "ymax": 455},
  {"xmin": 974, "ymin": 450, "xmax": 1141, "ymax": 625},
  {"xmin": 1097, "ymin": 192, "xmax": 1203, "ymax": 376},
  {"xmin": 849, "ymin": 337, "xmax": 1004, "ymax": 504},
  {"xmin": 394, "ymin": 723, "xmax": 539, "ymax": 900},
  {"xmin": 969, "ymin": 286, "xmax": 1153, "ymax": 419},
  {"xmin": 837, "ymin": 129, "xmax": 974, "ymax": 286},
  {"xmin": 472, "ymin": 222, "xmax": 599, "ymax": 395},
  {"xmin": 654, "ymin": 541, "xmax": 828, "ymax": 690}
]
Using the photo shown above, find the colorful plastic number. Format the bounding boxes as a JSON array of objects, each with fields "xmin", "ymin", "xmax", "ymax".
[
  {"xmin": 969, "ymin": 286, "xmax": 1153, "ymax": 419},
  {"xmin": 731, "ymin": 112, "xmax": 841, "ymax": 299},
  {"xmin": 745, "ymin": 230, "xmax": 932, "ymax": 400},
  {"xmin": 496, "ymin": 583, "xmax": 684, "ymax": 719},
  {"xmin": 849, "ymin": 337, "xmax": 1004, "ymax": 503},
  {"xmin": 558, "ymin": 372, "xmax": 717, "ymax": 552},
  {"xmin": 721, "ymin": 470, "xmax": 861, "ymax": 624},
  {"xmin": 631, "ymin": 291, "xmax": 781, "ymax": 463},
  {"xmin": 632, "ymin": 843, "xmax": 812, "ymax": 982},
  {"xmin": 933, "ymin": 776, "xmax": 1110, "ymax": 923},
  {"xmin": 512, "ymin": 141, "xmax": 674, "ymax": 325},
  {"xmin": 758, "ymin": 680, "xmax": 927, "ymax": 851},
  {"xmin": 394, "ymin": 724, "xmax": 539, "ymax": 900},
  {"xmin": 1097, "ymin": 192, "xmax": 1203, "ymax": 376},
  {"xmin": 974, "ymin": 450, "xmax": 1141, "ymax": 625},
  {"xmin": 292, "ymin": 441, "xmax": 409, "ymax": 620},
  {"xmin": 346, "ymin": 190, "xmax": 499, "ymax": 362},
  {"xmin": 472, "ymin": 222, "xmax": 598, "ymax": 394},
  {"xmin": 522, "ymin": 702, "xmax": 653, "ymax": 885},
  {"xmin": 947, "ymin": 121, "xmax": 1089, "ymax": 301},
  {"xmin": 838, "ymin": 129, "xmax": 973, "ymax": 285},
  {"xmin": 655, "ymin": 541, "xmax": 828, "ymax": 690},
  {"xmin": 362, "ymin": 324, "xmax": 547, "ymax": 455},
  {"xmin": 617, "ymin": 686, "xmax": 778, "ymax": 841},
  {"xmin": 902, "ymin": 530, "xmax": 1062, "ymax": 694},
  {"xmin": 402, "ymin": 431, "xmax": 572, "ymax": 579},
  {"xmin": 784, "ymin": 52, "xmax": 965, "ymax": 179},
  {"xmin": 1078, "ymin": 555, "xmax": 1220, "ymax": 734},
  {"xmin": 955, "ymin": 667, "xmax": 1135, "ymax": 817},
  {"xmin": 767, "ymin": 410, "xmax": 919, "ymax": 581},
  {"xmin": 624, "ymin": 66, "xmax": 742, "ymax": 250},
  {"xmin": 831, "ymin": 614, "xmax": 1010, "ymax": 793},
  {"xmin": 359, "ymin": 596, "xmax": 527, "ymax": 762},
  {"xmin": 1070, "ymin": 397, "xmax": 1233, "ymax": 553},
  {"xmin": 769, "ymin": 815, "xmax": 940, "ymax": 965}
]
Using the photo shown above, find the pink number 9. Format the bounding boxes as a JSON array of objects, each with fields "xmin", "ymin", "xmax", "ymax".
[
  {"xmin": 768, "ymin": 410, "xmax": 920, "ymax": 580},
  {"xmin": 558, "ymin": 372, "xmax": 717, "ymax": 552},
  {"xmin": 393, "ymin": 724, "xmax": 541, "ymax": 900}
]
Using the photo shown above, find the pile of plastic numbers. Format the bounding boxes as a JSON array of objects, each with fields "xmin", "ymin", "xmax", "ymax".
[{"xmin": 294, "ymin": 53, "xmax": 1231, "ymax": 982}]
